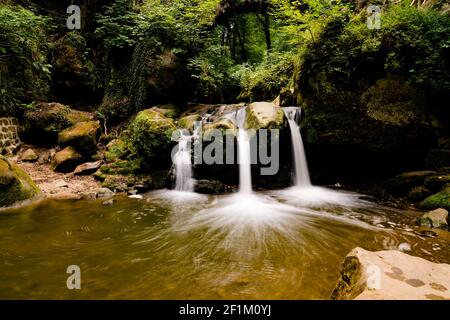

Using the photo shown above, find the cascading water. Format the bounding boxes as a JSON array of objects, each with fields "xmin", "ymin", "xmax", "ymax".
[
  {"xmin": 235, "ymin": 108, "xmax": 253, "ymax": 194},
  {"xmin": 173, "ymin": 130, "xmax": 195, "ymax": 192},
  {"xmin": 282, "ymin": 107, "xmax": 311, "ymax": 187}
]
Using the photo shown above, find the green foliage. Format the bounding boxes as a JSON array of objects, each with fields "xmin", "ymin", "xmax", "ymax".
[
  {"xmin": 188, "ymin": 44, "xmax": 239, "ymax": 102},
  {"xmin": 233, "ymin": 51, "xmax": 296, "ymax": 101},
  {"xmin": 298, "ymin": 3, "xmax": 450, "ymax": 101},
  {"xmin": 0, "ymin": 4, "xmax": 51, "ymax": 115},
  {"xmin": 95, "ymin": 0, "xmax": 141, "ymax": 50}
]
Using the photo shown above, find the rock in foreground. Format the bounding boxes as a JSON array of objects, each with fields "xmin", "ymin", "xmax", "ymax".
[
  {"xmin": 332, "ymin": 247, "xmax": 450, "ymax": 300},
  {"xmin": 0, "ymin": 156, "xmax": 40, "ymax": 207}
]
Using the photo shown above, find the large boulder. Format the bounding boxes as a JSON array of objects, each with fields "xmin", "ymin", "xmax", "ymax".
[
  {"xmin": 418, "ymin": 208, "xmax": 449, "ymax": 229},
  {"xmin": 418, "ymin": 184, "xmax": 450, "ymax": 211},
  {"xmin": 23, "ymin": 102, "xmax": 92, "ymax": 145},
  {"xmin": 129, "ymin": 109, "xmax": 176, "ymax": 170},
  {"xmin": 383, "ymin": 171, "xmax": 435, "ymax": 195},
  {"xmin": 58, "ymin": 121, "xmax": 100, "ymax": 156},
  {"xmin": 245, "ymin": 102, "xmax": 284, "ymax": 130},
  {"xmin": 331, "ymin": 247, "xmax": 450, "ymax": 300},
  {"xmin": 0, "ymin": 156, "xmax": 40, "ymax": 207},
  {"xmin": 51, "ymin": 146, "xmax": 84, "ymax": 173}
]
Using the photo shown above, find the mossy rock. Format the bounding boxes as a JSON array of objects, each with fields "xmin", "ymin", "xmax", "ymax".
[
  {"xmin": 178, "ymin": 114, "xmax": 202, "ymax": 131},
  {"xmin": 424, "ymin": 175, "xmax": 450, "ymax": 192},
  {"xmin": 51, "ymin": 146, "xmax": 84, "ymax": 173},
  {"xmin": 105, "ymin": 139, "xmax": 130, "ymax": 163},
  {"xmin": 418, "ymin": 184, "xmax": 450, "ymax": 211},
  {"xmin": 150, "ymin": 104, "xmax": 179, "ymax": 119},
  {"xmin": 0, "ymin": 156, "xmax": 40, "ymax": 207},
  {"xmin": 129, "ymin": 109, "xmax": 176, "ymax": 170},
  {"xmin": 407, "ymin": 186, "xmax": 433, "ymax": 203},
  {"xmin": 203, "ymin": 117, "xmax": 237, "ymax": 138},
  {"xmin": 100, "ymin": 159, "xmax": 140, "ymax": 176},
  {"xmin": 23, "ymin": 102, "xmax": 92, "ymax": 145},
  {"xmin": 58, "ymin": 121, "xmax": 100, "ymax": 156},
  {"xmin": 245, "ymin": 102, "xmax": 284, "ymax": 130},
  {"xmin": 384, "ymin": 171, "xmax": 435, "ymax": 195}
]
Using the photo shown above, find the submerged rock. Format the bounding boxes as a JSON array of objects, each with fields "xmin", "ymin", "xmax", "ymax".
[
  {"xmin": 194, "ymin": 179, "xmax": 225, "ymax": 194},
  {"xmin": 0, "ymin": 156, "xmax": 40, "ymax": 207},
  {"xmin": 51, "ymin": 146, "xmax": 84, "ymax": 173},
  {"xmin": 418, "ymin": 208, "xmax": 449, "ymax": 229},
  {"xmin": 331, "ymin": 247, "xmax": 450, "ymax": 300},
  {"xmin": 58, "ymin": 121, "xmax": 100, "ymax": 156},
  {"xmin": 95, "ymin": 187, "xmax": 115, "ymax": 199}
]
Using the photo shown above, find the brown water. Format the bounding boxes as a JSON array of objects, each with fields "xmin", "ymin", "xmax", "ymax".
[{"xmin": 0, "ymin": 189, "xmax": 448, "ymax": 299}]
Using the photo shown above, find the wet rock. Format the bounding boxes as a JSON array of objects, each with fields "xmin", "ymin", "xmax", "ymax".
[
  {"xmin": 415, "ymin": 230, "xmax": 438, "ymax": 238},
  {"xmin": 418, "ymin": 208, "xmax": 449, "ymax": 229},
  {"xmin": 418, "ymin": 184, "xmax": 450, "ymax": 211},
  {"xmin": 194, "ymin": 179, "xmax": 225, "ymax": 194},
  {"xmin": 21, "ymin": 148, "xmax": 38, "ymax": 162},
  {"xmin": 95, "ymin": 187, "xmax": 114, "ymax": 199},
  {"xmin": 58, "ymin": 121, "xmax": 101, "ymax": 157},
  {"xmin": 0, "ymin": 156, "xmax": 40, "ymax": 207},
  {"xmin": 73, "ymin": 160, "xmax": 103, "ymax": 176},
  {"xmin": 102, "ymin": 199, "xmax": 115, "ymax": 206},
  {"xmin": 151, "ymin": 170, "xmax": 170, "ymax": 189},
  {"xmin": 331, "ymin": 247, "xmax": 450, "ymax": 300},
  {"xmin": 48, "ymin": 192, "xmax": 81, "ymax": 201},
  {"xmin": 384, "ymin": 171, "xmax": 435, "ymax": 195},
  {"xmin": 245, "ymin": 102, "xmax": 284, "ymax": 130},
  {"xmin": 129, "ymin": 194, "xmax": 143, "ymax": 199},
  {"xmin": 51, "ymin": 146, "xmax": 84, "ymax": 173},
  {"xmin": 425, "ymin": 149, "xmax": 450, "ymax": 170},
  {"xmin": 407, "ymin": 186, "xmax": 433, "ymax": 202},
  {"xmin": 203, "ymin": 117, "xmax": 237, "ymax": 137},
  {"xmin": 398, "ymin": 243, "xmax": 411, "ymax": 252},
  {"xmin": 424, "ymin": 174, "xmax": 450, "ymax": 192},
  {"xmin": 178, "ymin": 114, "xmax": 202, "ymax": 131}
]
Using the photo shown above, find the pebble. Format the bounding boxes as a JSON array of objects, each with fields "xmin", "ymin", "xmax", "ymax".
[
  {"xmin": 129, "ymin": 195, "xmax": 143, "ymax": 199},
  {"xmin": 102, "ymin": 199, "xmax": 115, "ymax": 206},
  {"xmin": 398, "ymin": 243, "xmax": 411, "ymax": 252}
]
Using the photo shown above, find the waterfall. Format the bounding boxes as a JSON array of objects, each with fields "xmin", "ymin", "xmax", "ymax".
[
  {"xmin": 173, "ymin": 130, "xmax": 195, "ymax": 192},
  {"xmin": 282, "ymin": 107, "xmax": 311, "ymax": 187},
  {"xmin": 235, "ymin": 108, "xmax": 253, "ymax": 195}
]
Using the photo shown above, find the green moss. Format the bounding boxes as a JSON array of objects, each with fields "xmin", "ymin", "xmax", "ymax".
[
  {"xmin": 0, "ymin": 156, "xmax": 40, "ymax": 207},
  {"xmin": 129, "ymin": 109, "xmax": 176, "ymax": 170},
  {"xmin": 105, "ymin": 139, "xmax": 129, "ymax": 163},
  {"xmin": 178, "ymin": 114, "xmax": 202, "ymax": 131},
  {"xmin": 245, "ymin": 102, "xmax": 284, "ymax": 130},
  {"xmin": 58, "ymin": 121, "xmax": 101, "ymax": 156},
  {"xmin": 418, "ymin": 184, "xmax": 450, "ymax": 211}
]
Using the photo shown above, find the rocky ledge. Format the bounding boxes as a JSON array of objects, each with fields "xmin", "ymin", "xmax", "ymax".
[{"xmin": 332, "ymin": 247, "xmax": 450, "ymax": 300}]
